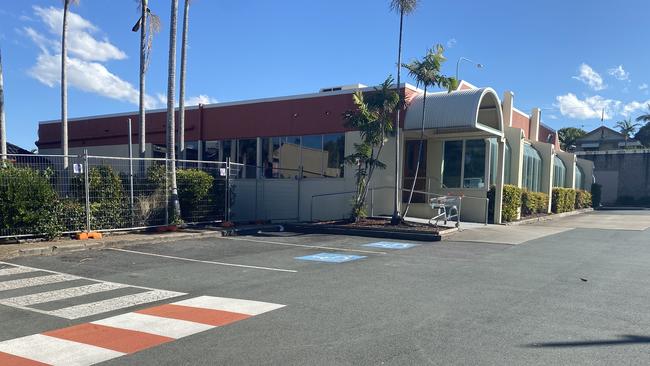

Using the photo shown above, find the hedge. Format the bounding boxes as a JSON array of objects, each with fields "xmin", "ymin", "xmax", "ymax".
[
  {"xmin": 86, "ymin": 166, "xmax": 128, "ymax": 230},
  {"xmin": 177, "ymin": 169, "xmax": 215, "ymax": 222},
  {"xmin": 552, "ymin": 188, "xmax": 577, "ymax": 213},
  {"xmin": 574, "ymin": 190, "xmax": 592, "ymax": 209},
  {"xmin": 502, "ymin": 185, "xmax": 522, "ymax": 222},
  {"xmin": 521, "ymin": 191, "xmax": 549, "ymax": 217}
]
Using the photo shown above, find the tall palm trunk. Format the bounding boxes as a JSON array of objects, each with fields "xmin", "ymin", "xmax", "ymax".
[
  {"xmin": 61, "ymin": 0, "xmax": 70, "ymax": 169},
  {"xmin": 178, "ymin": 0, "xmax": 190, "ymax": 161},
  {"xmin": 391, "ymin": 8, "xmax": 405, "ymax": 224},
  {"xmin": 138, "ymin": 0, "xmax": 148, "ymax": 160},
  {"xmin": 166, "ymin": 0, "xmax": 181, "ymax": 220},
  {"xmin": 0, "ymin": 48, "xmax": 6, "ymax": 163},
  {"xmin": 402, "ymin": 87, "xmax": 428, "ymax": 217}
]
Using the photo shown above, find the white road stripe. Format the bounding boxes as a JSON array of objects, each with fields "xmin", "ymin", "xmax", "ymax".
[
  {"xmin": 93, "ymin": 312, "xmax": 214, "ymax": 339},
  {"xmin": 173, "ymin": 296, "xmax": 285, "ymax": 316},
  {"xmin": 0, "ymin": 282, "xmax": 129, "ymax": 307},
  {"xmin": 0, "ymin": 266, "xmax": 37, "ymax": 277},
  {"xmin": 0, "ymin": 334, "xmax": 123, "ymax": 365},
  {"xmin": 223, "ymin": 236, "xmax": 388, "ymax": 255},
  {"xmin": 48, "ymin": 289, "xmax": 185, "ymax": 319},
  {"xmin": 109, "ymin": 248, "xmax": 298, "ymax": 273},
  {"xmin": 0, "ymin": 274, "xmax": 78, "ymax": 292}
]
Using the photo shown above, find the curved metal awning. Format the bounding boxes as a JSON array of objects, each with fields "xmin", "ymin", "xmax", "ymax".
[{"xmin": 404, "ymin": 87, "xmax": 504, "ymax": 137}]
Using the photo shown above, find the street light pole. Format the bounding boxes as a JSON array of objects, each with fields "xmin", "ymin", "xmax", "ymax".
[{"xmin": 456, "ymin": 57, "xmax": 483, "ymax": 83}]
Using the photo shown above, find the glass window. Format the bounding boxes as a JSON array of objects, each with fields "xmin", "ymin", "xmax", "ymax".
[
  {"xmin": 403, "ymin": 140, "xmax": 427, "ymax": 203},
  {"xmin": 553, "ymin": 155, "xmax": 566, "ymax": 188},
  {"xmin": 463, "ymin": 139, "xmax": 486, "ymax": 188},
  {"xmin": 504, "ymin": 142, "xmax": 512, "ymax": 185},
  {"xmin": 222, "ymin": 140, "xmax": 234, "ymax": 161},
  {"xmin": 185, "ymin": 141, "xmax": 199, "ymax": 161},
  {"xmin": 443, "ymin": 140, "xmax": 463, "ymax": 188},
  {"xmin": 523, "ymin": 144, "xmax": 542, "ymax": 192},
  {"xmin": 489, "ymin": 138, "xmax": 498, "ymax": 186},
  {"xmin": 202, "ymin": 141, "xmax": 221, "ymax": 161},
  {"xmin": 301, "ymin": 135, "xmax": 324, "ymax": 177},
  {"xmin": 323, "ymin": 134, "xmax": 345, "ymax": 178},
  {"xmin": 575, "ymin": 165, "xmax": 584, "ymax": 190},
  {"xmin": 237, "ymin": 139, "xmax": 257, "ymax": 178}
]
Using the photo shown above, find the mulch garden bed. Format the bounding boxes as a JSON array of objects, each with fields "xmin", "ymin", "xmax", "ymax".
[{"xmin": 312, "ymin": 217, "xmax": 452, "ymax": 233}]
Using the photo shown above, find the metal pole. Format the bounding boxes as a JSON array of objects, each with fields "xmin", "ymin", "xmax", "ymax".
[
  {"xmin": 296, "ymin": 165, "xmax": 302, "ymax": 222},
  {"xmin": 165, "ymin": 158, "xmax": 169, "ymax": 225},
  {"xmin": 225, "ymin": 157, "xmax": 230, "ymax": 222},
  {"xmin": 83, "ymin": 149, "xmax": 91, "ymax": 233},
  {"xmin": 485, "ymin": 198, "xmax": 489, "ymax": 226},
  {"xmin": 128, "ymin": 118, "xmax": 135, "ymax": 226}
]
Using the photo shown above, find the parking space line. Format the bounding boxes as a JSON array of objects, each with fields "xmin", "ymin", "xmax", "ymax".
[
  {"xmin": 223, "ymin": 237, "xmax": 387, "ymax": 255},
  {"xmin": 109, "ymin": 248, "xmax": 297, "ymax": 273}
]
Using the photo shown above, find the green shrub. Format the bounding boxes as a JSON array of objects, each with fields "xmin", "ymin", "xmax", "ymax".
[
  {"xmin": 521, "ymin": 191, "xmax": 549, "ymax": 216},
  {"xmin": 177, "ymin": 169, "xmax": 215, "ymax": 222},
  {"xmin": 591, "ymin": 183, "xmax": 602, "ymax": 207},
  {"xmin": 0, "ymin": 166, "xmax": 63, "ymax": 239},
  {"xmin": 501, "ymin": 185, "xmax": 522, "ymax": 222},
  {"xmin": 574, "ymin": 190, "xmax": 592, "ymax": 209},
  {"xmin": 552, "ymin": 188, "xmax": 578, "ymax": 213},
  {"xmin": 87, "ymin": 166, "xmax": 127, "ymax": 229}
]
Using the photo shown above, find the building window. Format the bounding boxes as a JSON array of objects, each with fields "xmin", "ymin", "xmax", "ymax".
[
  {"xmin": 523, "ymin": 144, "xmax": 542, "ymax": 192},
  {"xmin": 463, "ymin": 139, "xmax": 486, "ymax": 188},
  {"xmin": 323, "ymin": 134, "xmax": 345, "ymax": 178},
  {"xmin": 504, "ymin": 142, "xmax": 512, "ymax": 185},
  {"xmin": 443, "ymin": 140, "xmax": 463, "ymax": 188},
  {"xmin": 202, "ymin": 140, "xmax": 222, "ymax": 161},
  {"xmin": 553, "ymin": 155, "xmax": 566, "ymax": 188},
  {"xmin": 488, "ymin": 138, "xmax": 498, "ymax": 186},
  {"xmin": 575, "ymin": 165, "xmax": 584, "ymax": 190},
  {"xmin": 301, "ymin": 134, "xmax": 324, "ymax": 177},
  {"xmin": 185, "ymin": 141, "xmax": 199, "ymax": 161},
  {"xmin": 403, "ymin": 140, "xmax": 427, "ymax": 203}
]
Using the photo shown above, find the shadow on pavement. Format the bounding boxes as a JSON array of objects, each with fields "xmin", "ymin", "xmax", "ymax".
[{"xmin": 524, "ymin": 335, "xmax": 650, "ymax": 348}]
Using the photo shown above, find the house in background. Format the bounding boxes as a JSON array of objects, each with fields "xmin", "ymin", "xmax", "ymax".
[{"xmin": 574, "ymin": 126, "xmax": 643, "ymax": 152}]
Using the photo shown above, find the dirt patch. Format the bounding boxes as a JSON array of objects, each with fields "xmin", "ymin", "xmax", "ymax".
[{"xmin": 312, "ymin": 218, "xmax": 452, "ymax": 233}]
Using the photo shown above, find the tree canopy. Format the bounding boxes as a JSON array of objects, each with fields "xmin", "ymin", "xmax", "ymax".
[{"xmin": 558, "ymin": 127, "xmax": 587, "ymax": 151}]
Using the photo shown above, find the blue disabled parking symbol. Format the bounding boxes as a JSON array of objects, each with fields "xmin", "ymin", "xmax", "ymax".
[
  {"xmin": 295, "ymin": 252, "xmax": 367, "ymax": 263},
  {"xmin": 362, "ymin": 241, "xmax": 419, "ymax": 250}
]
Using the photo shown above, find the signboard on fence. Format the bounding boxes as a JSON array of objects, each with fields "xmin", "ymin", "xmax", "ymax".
[{"xmin": 73, "ymin": 164, "xmax": 83, "ymax": 174}]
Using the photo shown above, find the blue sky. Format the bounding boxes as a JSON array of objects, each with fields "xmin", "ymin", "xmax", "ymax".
[{"xmin": 1, "ymin": 0, "xmax": 649, "ymax": 149}]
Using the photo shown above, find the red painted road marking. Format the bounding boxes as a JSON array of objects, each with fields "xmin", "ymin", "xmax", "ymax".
[
  {"xmin": 136, "ymin": 304, "xmax": 251, "ymax": 326},
  {"xmin": 0, "ymin": 352, "xmax": 49, "ymax": 366},
  {"xmin": 43, "ymin": 323, "xmax": 174, "ymax": 354}
]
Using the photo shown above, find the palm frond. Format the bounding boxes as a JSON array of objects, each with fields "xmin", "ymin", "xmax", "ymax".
[{"xmin": 389, "ymin": 0, "xmax": 418, "ymax": 15}]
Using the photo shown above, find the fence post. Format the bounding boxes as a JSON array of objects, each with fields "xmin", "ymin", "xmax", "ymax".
[
  {"xmin": 127, "ymin": 118, "xmax": 135, "ymax": 227},
  {"xmin": 296, "ymin": 165, "xmax": 303, "ymax": 222},
  {"xmin": 225, "ymin": 158, "xmax": 231, "ymax": 222},
  {"xmin": 83, "ymin": 149, "xmax": 91, "ymax": 233}
]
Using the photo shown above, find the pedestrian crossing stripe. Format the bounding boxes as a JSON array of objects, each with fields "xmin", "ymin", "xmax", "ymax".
[
  {"xmin": 0, "ymin": 261, "xmax": 185, "ymax": 319},
  {"xmin": 0, "ymin": 295, "xmax": 285, "ymax": 366}
]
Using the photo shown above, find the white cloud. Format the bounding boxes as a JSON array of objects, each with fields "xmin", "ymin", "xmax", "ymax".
[
  {"xmin": 156, "ymin": 93, "xmax": 219, "ymax": 106},
  {"xmin": 446, "ymin": 38, "xmax": 457, "ymax": 49},
  {"xmin": 555, "ymin": 93, "xmax": 650, "ymax": 120},
  {"xmin": 639, "ymin": 83, "xmax": 648, "ymax": 90},
  {"xmin": 555, "ymin": 93, "xmax": 618, "ymax": 119},
  {"xmin": 23, "ymin": 7, "xmax": 157, "ymax": 108},
  {"xmin": 572, "ymin": 63, "xmax": 606, "ymax": 91},
  {"xmin": 33, "ymin": 6, "xmax": 126, "ymax": 62},
  {"xmin": 608, "ymin": 65, "xmax": 630, "ymax": 81}
]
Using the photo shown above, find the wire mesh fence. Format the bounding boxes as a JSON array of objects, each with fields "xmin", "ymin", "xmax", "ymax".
[{"xmin": 0, "ymin": 153, "xmax": 229, "ymax": 239}]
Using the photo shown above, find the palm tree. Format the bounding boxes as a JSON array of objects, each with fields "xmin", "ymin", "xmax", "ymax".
[
  {"xmin": 635, "ymin": 103, "xmax": 650, "ymax": 123},
  {"xmin": 615, "ymin": 118, "xmax": 641, "ymax": 149},
  {"xmin": 389, "ymin": 0, "xmax": 418, "ymax": 225},
  {"xmin": 402, "ymin": 45, "xmax": 457, "ymax": 217},
  {"xmin": 61, "ymin": 0, "xmax": 79, "ymax": 169},
  {"xmin": 132, "ymin": 0, "xmax": 160, "ymax": 161},
  {"xmin": 178, "ymin": 0, "xmax": 191, "ymax": 161},
  {"xmin": 166, "ymin": 0, "xmax": 181, "ymax": 221},
  {"xmin": 0, "ymin": 48, "xmax": 6, "ymax": 164}
]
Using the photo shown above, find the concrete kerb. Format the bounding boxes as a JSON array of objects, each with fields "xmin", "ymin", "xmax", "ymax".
[{"xmin": 505, "ymin": 208, "xmax": 594, "ymax": 226}]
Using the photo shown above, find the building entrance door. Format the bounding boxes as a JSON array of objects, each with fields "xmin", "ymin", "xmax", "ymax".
[{"xmin": 403, "ymin": 140, "xmax": 427, "ymax": 203}]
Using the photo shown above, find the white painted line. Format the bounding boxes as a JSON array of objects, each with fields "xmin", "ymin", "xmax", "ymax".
[
  {"xmin": 0, "ymin": 282, "xmax": 129, "ymax": 307},
  {"xmin": 0, "ymin": 334, "xmax": 123, "ymax": 365},
  {"xmin": 0, "ymin": 274, "xmax": 78, "ymax": 292},
  {"xmin": 48, "ymin": 290, "xmax": 185, "ymax": 319},
  {"xmin": 109, "ymin": 248, "xmax": 298, "ymax": 273},
  {"xmin": 0, "ymin": 266, "xmax": 37, "ymax": 277},
  {"xmin": 223, "ymin": 236, "xmax": 388, "ymax": 255},
  {"xmin": 173, "ymin": 296, "xmax": 285, "ymax": 316},
  {"xmin": 93, "ymin": 312, "xmax": 215, "ymax": 339}
]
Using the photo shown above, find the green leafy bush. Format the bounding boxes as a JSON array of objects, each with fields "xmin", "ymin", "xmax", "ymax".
[
  {"xmin": 552, "ymin": 188, "xmax": 577, "ymax": 213},
  {"xmin": 521, "ymin": 191, "xmax": 549, "ymax": 217},
  {"xmin": 591, "ymin": 183, "xmax": 602, "ymax": 207},
  {"xmin": 177, "ymin": 169, "xmax": 215, "ymax": 222},
  {"xmin": 574, "ymin": 190, "xmax": 592, "ymax": 209},
  {"xmin": 502, "ymin": 185, "xmax": 522, "ymax": 222},
  {"xmin": 87, "ymin": 166, "xmax": 127, "ymax": 229},
  {"xmin": 0, "ymin": 166, "xmax": 63, "ymax": 239}
]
